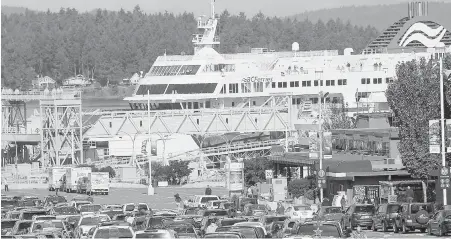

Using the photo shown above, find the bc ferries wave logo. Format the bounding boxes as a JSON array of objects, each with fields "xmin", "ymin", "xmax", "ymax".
[{"xmin": 399, "ymin": 22, "xmax": 447, "ymax": 47}]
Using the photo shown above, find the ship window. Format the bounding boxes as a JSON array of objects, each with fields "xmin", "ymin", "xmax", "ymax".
[
  {"xmin": 271, "ymin": 82, "xmax": 276, "ymax": 88},
  {"xmin": 282, "ymin": 82, "xmax": 287, "ymax": 88},
  {"xmin": 188, "ymin": 102, "xmax": 192, "ymax": 109},
  {"xmin": 326, "ymin": 80, "xmax": 331, "ymax": 86},
  {"xmin": 232, "ymin": 102, "xmax": 235, "ymax": 107},
  {"xmin": 386, "ymin": 77, "xmax": 393, "ymax": 83},
  {"xmin": 361, "ymin": 78, "xmax": 370, "ymax": 84},
  {"xmin": 136, "ymin": 84, "xmax": 168, "ymax": 95},
  {"xmin": 178, "ymin": 65, "xmax": 201, "ymax": 75},
  {"xmin": 241, "ymin": 83, "xmax": 251, "ymax": 93},
  {"xmin": 338, "ymin": 79, "xmax": 347, "ymax": 85},
  {"xmin": 253, "ymin": 101, "xmax": 256, "ymax": 106},
  {"xmin": 220, "ymin": 84, "xmax": 226, "ymax": 94},
  {"xmin": 330, "ymin": 80, "xmax": 335, "ymax": 86},
  {"xmin": 182, "ymin": 102, "xmax": 187, "ymax": 109},
  {"xmin": 229, "ymin": 83, "xmax": 238, "ymax": 93},
  {"xmin": 165, "ymin": 83, "xmax": 217, "ymax": 94},
  {"xmin": 206, "ymin": 101, "xmax": 211, "ymax": 108},
  {"xmin": 302, "ymin": 81, "xmax": 311, "ymax": 87},
  {"xmin": 278, "ymin": 82, "xmax": 283, "ymax": 88},
  {"xmin": 373, "ymin": 78, "xmax": 377, "ymax": 84},
  {"xmin": 253, "ymin": 82, "xmax": 263, "ymax": 92},
  {"xmin": 289, "ymin": 81, "xmax": 299, "ymax": 87},
  {"xmin": 378, "ymin": 78, "xmax": 382, "ymax": 84},
  {"xmin": 314, "ymin": 80, "xmax": 323, "ymax": 87}
]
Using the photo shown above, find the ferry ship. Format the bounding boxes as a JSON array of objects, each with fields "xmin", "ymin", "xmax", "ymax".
[{"xmin": 125, "ymin": 1, "xmax": 450, "ymax": 115}]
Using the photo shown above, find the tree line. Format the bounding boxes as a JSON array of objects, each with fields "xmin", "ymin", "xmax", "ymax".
[{"xmin": 1, "ymin": 6, "xmax": 379, "ymax": 89}]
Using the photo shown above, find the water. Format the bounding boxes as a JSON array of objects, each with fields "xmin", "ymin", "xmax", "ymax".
[{"xmin": 25, "ymin": 98, "xmax": 130, "ymax": 117}]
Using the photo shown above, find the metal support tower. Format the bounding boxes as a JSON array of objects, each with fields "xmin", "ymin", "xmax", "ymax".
[
  {"xmin": 2, "ymin": 100, "xmax": 27, "ymax": 133},
  {"xmin": 40, "ymin": 96, "xmax": 83, "ymax": 166}
]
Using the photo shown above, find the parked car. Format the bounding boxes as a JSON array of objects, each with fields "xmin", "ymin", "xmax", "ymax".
[
  {"xmin": 285, "ymin": 205, "xmax": 315, "ymax": 220},
  {"xmin": 135, "ymin": 229, "xmax": 178, "ymax": 238},
  {"xmin": 342, "ymin": 204, "xmax": 375, "ymax": 230},
  {"xmin": 427, "ymin": 209, "xmax": 451, "ymax": 236},
  {"xmin": 393, "ymin": 202, "xmax": 434, "ymax": 233},
  {"xmin": 243, "ymin": 204, "xmax": 270, "ymax": 217},
  {"xmin": 204, "ymin": 232, "xmax": 245, "ymax": 238},
  {"xmin": 289, "ymin": 221, "xmax": 349, "ymax": 238},
  {"xmin": 371, "ymin": 203, "xmax": 401, "ymax": 232},
  {"xmin": 216, "ymin": 225, "xmax": 265, "ymax": 238},
  {"xmin": 314, "ymin": 206, "xmax": 344, "ymax": 223}
]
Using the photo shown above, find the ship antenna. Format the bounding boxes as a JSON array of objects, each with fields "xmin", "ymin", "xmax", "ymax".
[{"xmin": 211, "ymin": 0, "xmax": 215, "ymax": 19}]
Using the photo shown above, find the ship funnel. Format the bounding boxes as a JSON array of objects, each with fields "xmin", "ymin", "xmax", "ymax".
[{"xmin": 408, "ymin": 1, "xmax": 428, "ymax": 19}]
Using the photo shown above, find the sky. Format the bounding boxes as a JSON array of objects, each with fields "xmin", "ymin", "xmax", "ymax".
[{"xmin": 3, "ymin": 0, "xmax": 451, "ymax": 17}]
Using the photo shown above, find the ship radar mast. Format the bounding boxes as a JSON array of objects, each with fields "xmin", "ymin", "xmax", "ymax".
[{"xmin": 192, "ymin": 0, "xmax": 220, "ymax": 54}]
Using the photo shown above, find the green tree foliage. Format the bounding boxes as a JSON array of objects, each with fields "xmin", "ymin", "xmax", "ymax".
[
  {"xmin": 243, "ymin": 157, "xmax": 273, "ymax": 185},
  {"xmin": 1, "ymin": 7, "xmax": 379, "ymax": 89},
  {"xmin": 287, "ymin": 176, "xmax": 317, "ymax": 200},
  {"xmin": 385, "ymin": 55, "xmax": 451, "ymax": 179},
  {"xmin": 99, "ymin": 166, "xmax": 116, "ymax": 178},
  {"xmin": 143, "ymin": 160, "xmax": 192, "ymax": 184}
]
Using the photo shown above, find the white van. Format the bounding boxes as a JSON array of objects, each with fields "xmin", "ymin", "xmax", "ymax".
[{"xmin": 186, "ymin": 195, "xmax": 220, "ymax": 208}]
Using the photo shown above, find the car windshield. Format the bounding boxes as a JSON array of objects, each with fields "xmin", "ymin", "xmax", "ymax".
[
  {"xmin": 125, "ymin": 205, "xmax": 135, "ymax": 211},
  {"xmin": 67, "ymin": 216, "xmax": 81, "ymax": 224},
  {"xmin": 250, "ymin": 205, "xmax": 267, "ymax": 210},
  {"xmin": 294, "ymin": 206, "xmax": 311, "ymax": 211},
  {"xmin": 265, "ymin": 217, "xmax": 287, "ymax": 224},
  {"xmin": 167, "ymin": 224, "xmax": 195, "ymax": 233},
  {"xmin": 1, "ymin": 220, "xmax": 17, "ymax": 228},
  {"xmin": 32, "ymin": 221, "xmax": 63, "ymax": 231},
  {"xmin": 94, "ymin": 227, "xmax": 133, "ymax": 238},
  {"xmin": 229, "ymin": 227, "xmax": 256, "ymax": 238},
  {"xmin": 324, "ymin": 207, "xmax": 342, "ymax": 214},
  {"xmin": 22, "ymin": 211, "xmax": 47, "ymax": 220},
  {"xmin": 80, "ymin": 205, "xmax": 101, "ymax": 213},
  {"xmin": 76, "ymin": 202, "xmax": 91, "ymax": 208},
  {"xmin": 296, "ymin": 224, "xmax": 341, "ymax": 237},
  {"xmin": 205, "ymin": 233, "xmax": 240, "ymax": 238},
  {"xmin": 221, "ymin": 220, "xmax": 246, "ymax": 226},
  {"xmin": 136, "ymin": 232, "xmax": 172, "ymax": 238},
  {"xmin": 355, "ymin": 205, "xmax": 374, "ymax": 213},
  {"xmin": 1, "ymin": 200, "xmax": 17, "ymax": 207},
  {"xmin": 204, "ymin": 210, "xmax": 228, "ymax": 216},
  {"xmin": 201, "ymin": 197, "xmax": 219, "ymax": 203},
  {"xmin": 387, "ymin": 205, "xmax": 401, "ymax": 213},
  {"xmin": 53, "ymin": 207, "xmax": 78, "ymax": 215},
  {"xmin": 80, "ymin": 216, "xmax": 110, "ymax": 225},
  {"xmin": 411, "ymin": 204, "xmax": 433, "ymax": 214},
  {"xmin": 138, "ymin": 204, "xmax": 148, "ymax": 211},
  {"xmin": 47, "ymin": 196, "xmax": 66, "ymax": 203}
]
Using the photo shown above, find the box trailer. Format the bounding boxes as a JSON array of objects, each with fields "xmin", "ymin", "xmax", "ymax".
[{"xmin": 64, "ymin": 167, "xmax": 92, "ymax": 193}]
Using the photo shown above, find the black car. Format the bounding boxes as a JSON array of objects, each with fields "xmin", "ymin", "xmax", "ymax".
[
  {"xmin": 371, "ymin": 203, "xmax": 401, "ymax": 232},
  {"xmin": 342, "ymin": 204, "xmax": 375, "ymax": 230},
  {"xmin": 427, "ymin": 209, "xmax": 451, "ymax": 236},
  {"xmin": 289, "ymin": 221, "xmax": 349, "ymax": 238},
  {"xmin": 394, "ymin": 203, "xmax": 434, "ymax": 233}
]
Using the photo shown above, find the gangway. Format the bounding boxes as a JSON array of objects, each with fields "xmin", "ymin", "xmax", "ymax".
[
  {"xmin": 92, "ymin": 139, "xmax": 285, "ymax": 168},
  {"xmin": 84, "ymin": 100, "xmax": 292, "ymax": 137}
]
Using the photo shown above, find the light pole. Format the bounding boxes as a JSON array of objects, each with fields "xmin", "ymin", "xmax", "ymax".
[
  {"xmin": 147, "ymin": 131, "xmax": 169, "ymax": 195},
  {"xmin": 118, "ymin": 131, "xmax": 139, "ymax": 166},
  {"xmin": 439, "ymin": 57, "xmax": 447, "ymax": 205}
]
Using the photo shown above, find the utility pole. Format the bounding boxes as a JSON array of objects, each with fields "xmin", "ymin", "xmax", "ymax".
[
  {"xmin": 440, "ymin": 57, "xmax": 447, "ymax": 205},
  {"xmin": 147, "ymin": 90, "xmax": 154, "ymax": 196},
  {"xmin": 319, "ymin": 91, "xmax": 323, "ymax": 203}
]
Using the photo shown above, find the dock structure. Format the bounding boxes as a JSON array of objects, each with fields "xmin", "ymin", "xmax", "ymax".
[{"xmin": 2, "ymin": 90, "xmax": 83, "ymax": 166}]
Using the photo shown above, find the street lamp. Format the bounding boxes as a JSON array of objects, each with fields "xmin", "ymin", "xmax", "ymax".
[
  {"xmin": 146, "ymin": 132, "xmax": 169, "ymax": 196},
  {"xmin": 118, "ymin": 131, "xmax": 140, "ymax": 166}
]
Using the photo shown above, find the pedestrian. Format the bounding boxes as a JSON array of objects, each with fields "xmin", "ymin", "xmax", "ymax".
[
  {"xmin": 247, "ymin": 186, "xmax": 253, "ymax": 198},
  {"xmin": 205, "ymin": 185, "xmax": 212, "ymax": 195},
  {"xmin": 205, "ymin": 219, "xmax": 218, "ymax": 233},
  {"xmin": 55, "ymin": 180, "xmax": 61, "ymax": 196},
  {"xmin": 406, "ymin": 186, "xmax": 414, "ymax": 203},
  {"xmin": 3, "ymin": 177, "xmax": 9, "ymax": 192},
  {"xmin": 341, "ymin": 196, "xmax": 346, "ymax": 211},
  {"xmin": 276, "ymin": 202, "xmax": 285, "ymax": 215},
  {"xmin": 351, "ymin": 225, "xmax": 367, "ymax": 239},
  {"xmin": 251, "ymin": 185, "xmax": 258, "ymax": 199},
  {"xmin": 174, "ymin": 193, "xmax": 182, "ymax": 208}
]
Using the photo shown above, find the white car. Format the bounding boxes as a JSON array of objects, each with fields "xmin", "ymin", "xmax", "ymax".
[
  {"xmin": 75, "ymin": 214, "xmax": 111, "ymax": 237},
  {"xmin": 186, "ymin": 195, "xmax": 220, "ymax": 208},
  {"xmin": 90, "ymin": 222, "xmax": 134, "ymax": 239},
  {"xmin": 206, "ymin": 200, "xmax": 228, "ymax": 209},
  {"xmin": 70, "ymin": 200, "xmax": 92, "ymax": 209},
  {"xmin": 285, "ymin": 205, "xmax": 315, "ymax": 220}
]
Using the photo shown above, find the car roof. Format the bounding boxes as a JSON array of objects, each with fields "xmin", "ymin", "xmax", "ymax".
[{"xmin": 234, "ymin": 222, "xmax": 264, "ymax": 227}]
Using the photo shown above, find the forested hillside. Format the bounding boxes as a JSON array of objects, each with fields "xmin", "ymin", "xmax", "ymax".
[
  {"xmin": 1, "ymin": 6, "xmax": 379, "ymax": 89},
  {"xmin": 292, "ymin": 2, "xmax": 451, "ymax": 30}
]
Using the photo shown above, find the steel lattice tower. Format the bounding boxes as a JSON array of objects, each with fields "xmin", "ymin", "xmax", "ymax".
[{"xmin": 40, "ymin": 95, "xmax": 83, "ymax": 166}]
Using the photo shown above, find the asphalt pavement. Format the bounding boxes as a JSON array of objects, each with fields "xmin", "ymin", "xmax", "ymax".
[{"xmin": 2, "ymin": 187, "xmax": 446, "ymax": 238}]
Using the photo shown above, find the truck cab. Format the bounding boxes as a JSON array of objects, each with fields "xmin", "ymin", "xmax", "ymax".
[{"xmin": 77, "ymin": 177, "xmax": 89, "ymax": 194}]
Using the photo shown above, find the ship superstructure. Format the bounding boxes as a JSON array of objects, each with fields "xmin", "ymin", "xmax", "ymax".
[{"xmin": 125, "ymin": 1, "xmax": 451, "ymax": 114}]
